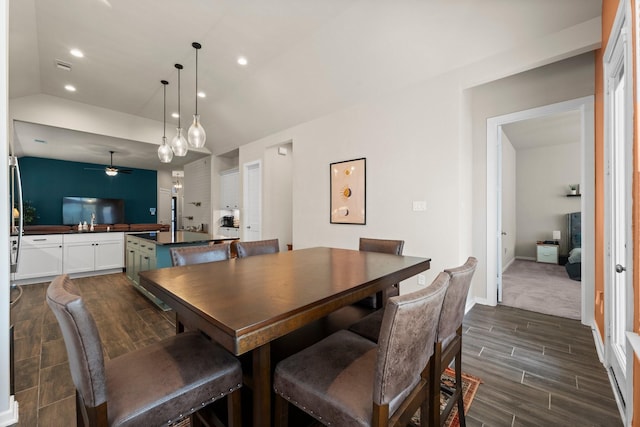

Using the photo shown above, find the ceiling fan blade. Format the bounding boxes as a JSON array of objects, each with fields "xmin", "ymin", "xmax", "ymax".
[
  {"xmin": 119, "ymin": 169, "xmax": 133, "ymax": 174},
  {"xmin": 84, "ymin": 167, "xmax": 106, "ymax": 171}
]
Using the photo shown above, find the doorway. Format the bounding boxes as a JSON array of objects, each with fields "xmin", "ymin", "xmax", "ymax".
[
  {"xmin": 243, "ymin": 160, "xmax": 262, "ymax": 241},
  {"xmin": 485, "ymin": 96, "xmax": 595, "ymax": 326}
]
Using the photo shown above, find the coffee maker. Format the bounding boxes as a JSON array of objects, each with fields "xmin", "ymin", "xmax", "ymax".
[{"xmin": 221, "ymin": 215, "xmax": 235, "ymax": 227}]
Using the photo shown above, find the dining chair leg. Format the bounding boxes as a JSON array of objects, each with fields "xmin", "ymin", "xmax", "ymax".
[
  {"xmin": 75, "ymin": 392, "xmax": 86, "ymax": 427},
  {"xmin": 228, "ymin": 388, "xmax": 242, "ymax": 427},
  {"xmin": 428, "ymin": 345, "xmax": 442, "ymax": 427},
  {"xmin": 454, "ymin": 344, "xmax": 466, "ymax": 427},
  {"xmin": 274, "ymin": 394, "xmax": 289, "ymax": 427}
]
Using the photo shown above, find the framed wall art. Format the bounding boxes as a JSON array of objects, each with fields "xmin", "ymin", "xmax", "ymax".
[{"xmin": 330, "ymin": 157, "xmax": 366, "ymax": 224}]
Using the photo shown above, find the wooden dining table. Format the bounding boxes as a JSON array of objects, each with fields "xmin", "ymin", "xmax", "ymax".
[{"xmin": 138, "ymin": 246, "xmax": 431, "ymax": 427}]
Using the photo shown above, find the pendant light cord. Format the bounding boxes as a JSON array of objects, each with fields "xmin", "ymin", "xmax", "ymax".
[
  {"xmin": 175, "ymin": 64, "xmax": 183, "ymax": 128},
  {"xmin": 195, "ymin": 47, "xmax": 199, "ymax": 114},
  {"xmin": 192, "ymin": 42, "xmax": 202, "ymax": 115},
  {"xmin": 163, "ymin": 82, "xmax": 166, "ymax": 137}
]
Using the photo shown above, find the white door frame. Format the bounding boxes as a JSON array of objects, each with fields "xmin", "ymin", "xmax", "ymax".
[
  {"xmin": 485, "ymin": 96, "xmax": 595, "ymax": 327},
  {"xmin": 242, "ymin": 160, "xmax": 262, "ymax": 241},
  {"xmin": 603, "ymin": 0, "xmax": 633, "ymax": 421}
]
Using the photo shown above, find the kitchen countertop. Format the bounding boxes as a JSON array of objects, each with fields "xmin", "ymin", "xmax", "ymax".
[{"xmin": 133, "ymin": 231, "xmax": 238, "ymax": 245}]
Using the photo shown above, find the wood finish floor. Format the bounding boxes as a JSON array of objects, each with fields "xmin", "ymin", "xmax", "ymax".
[{"xmin": 9, "ymin": 273, "xmax": 621, "ymax": 426}]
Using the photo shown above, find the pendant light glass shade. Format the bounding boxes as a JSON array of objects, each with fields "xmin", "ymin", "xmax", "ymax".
[
  {"xmin": 187, "ymin": 42, "xmax": 206, "ymax": 148},
  {"xmin": 158, "ymin": 136, "xmax": 173, "ymax": 163},
  {"xmin": 172, "ymin": 63, "xmax": 188, "ymax": 157},
  {"xmin": 171, "ymin": 127, "xmax": 189, "ymax": 156},
  {"xmin": 188, "ymin": 114, "xmax": 206, "ymax": 148},
  {"xmin": 158, "ymin": 80, "xmax": 174, "ymax": 163}
]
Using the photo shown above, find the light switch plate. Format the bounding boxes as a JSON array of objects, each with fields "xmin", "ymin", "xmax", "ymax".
[{"xmin": 412, "ymin": 201, "xmax": 427, "ymax": 211}]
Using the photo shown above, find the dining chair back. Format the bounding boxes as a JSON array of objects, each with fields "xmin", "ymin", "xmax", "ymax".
[
  {"xmin": 428, "ymin": 256, "xmax": 477, "ymax": 427},
  {"xmin": 170, "ymin": 242, "xmax": 231, "ymax": 266},
  {"xmin": 233, "ymin": 238, "xmax": 280, "ymax": 258},
  {"xmin": 46, "ymin": 274, "xmax": 243, "ymax": 427},
  {"xmin": 273, "ymin": 272, "xmax": 449, "ymax": 427},
  {"xmin": 357, "ymin": 238, "xmax": 405, "ymax": 308}
]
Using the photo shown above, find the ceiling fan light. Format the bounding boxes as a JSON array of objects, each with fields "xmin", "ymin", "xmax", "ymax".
[
  {"xmin": 188, "ymin": 114, "xmax": 206, "ymax": 148},
  {"xmin": 105, "ymin": 167, "xmax": 118, "ymax": 176},
  {"xmin": 171, "ymin": 127, "xmax": 189, "ymax": 156},
  {"xmin": 158, "ymin": 136, "xmax": 173, "ymax": 163}
]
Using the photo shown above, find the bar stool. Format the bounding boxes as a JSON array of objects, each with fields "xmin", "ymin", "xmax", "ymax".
[
  {"xmin": 46, "ymin": 274, "xmax": 243, "ymax": 427},
  {"xmin": 273, "ymin": 272, "xmax": 449, "ymax": 427}
]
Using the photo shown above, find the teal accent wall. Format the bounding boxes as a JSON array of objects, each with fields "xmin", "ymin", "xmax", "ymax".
[{"xmin": 20, "ymin": 157, "xmax": 157, "ymax": 225}]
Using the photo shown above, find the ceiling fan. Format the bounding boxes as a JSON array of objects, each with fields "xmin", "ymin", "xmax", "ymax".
[{"xmin": 85, "ymin": 151, "xmax": 133, "ymax": 176}]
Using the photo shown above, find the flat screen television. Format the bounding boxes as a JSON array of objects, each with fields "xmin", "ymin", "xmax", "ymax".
[{"xmin": 62, "ymin": 197, "xmax": 125, "ymax": 225}]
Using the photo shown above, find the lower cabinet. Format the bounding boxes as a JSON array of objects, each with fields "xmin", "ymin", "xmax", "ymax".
[
  {"xmin": 13, "ymin": 232, "xmax": 125, "ymax": 283},
  {"xmin": 15, "ymin": 235, "xmax": 64, "ymax": 280},
  {"xmin": 125, "ymin": 235, "xmax": 166, "ymax": 310},
  {"xmin": 63, "ymin": 233, "xmax": 124, "ymax": 274}
]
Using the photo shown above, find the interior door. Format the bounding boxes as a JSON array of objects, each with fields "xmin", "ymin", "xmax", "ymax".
[
  {"xmin": 158, "ymin": 188, "xmax": 172, "ymax": 226},
  {"xmin": 243, "ymin": 161, "xmax": 262, "ymax": 241},
  {"xmin": 604, "ymin": 10, "xmax": 632, "ymax": 409}
]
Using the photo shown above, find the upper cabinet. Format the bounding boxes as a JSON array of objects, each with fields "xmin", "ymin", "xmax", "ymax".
[{"xmin": 220, "ymin": 168, "xmax": 240, "ymax": 210}]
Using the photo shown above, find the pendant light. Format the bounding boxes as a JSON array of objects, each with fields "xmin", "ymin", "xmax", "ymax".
[
  {"xmin": 158, "ymin": 80, "xmax": 174, "ymax": 163},
  {"xmin": 187, "ymin": 42, "xmax": 206, "ymax": 148},
  {"xmin": 171, "ymin": 63, "xmax": 189, "ymax": 157}
]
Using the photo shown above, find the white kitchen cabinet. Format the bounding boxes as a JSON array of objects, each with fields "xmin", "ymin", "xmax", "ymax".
[
  {"xmin": 220, "ymin": 169, "xmax": 239, "ymax": 209},
  {"xmin": 219, "ymin": 227, "xmax": 240, "ymax": 238},
  {"xmin": 63, "ymin": 233, "xmax": 124, "ymax": 274},
  {"xmin": 15, "ymin": 235, "xmax": 63, "ymax": 280}
]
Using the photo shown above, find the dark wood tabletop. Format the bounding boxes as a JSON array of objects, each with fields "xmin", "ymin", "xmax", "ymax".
[{"xmin": 138, "ymin": 246, "xmax": 431, "ymax": 427}]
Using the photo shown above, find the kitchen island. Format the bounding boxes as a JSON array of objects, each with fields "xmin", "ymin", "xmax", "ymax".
[{"xmin": 126, "ymin": 231, "xmax": 238, "ymax": 310}]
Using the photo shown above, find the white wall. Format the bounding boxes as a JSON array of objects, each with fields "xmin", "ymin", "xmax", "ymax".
[
  {"xmin": 501, "ymin": 131, "xmax": 517, "ymax": 269},
  {"xmin": 263, "ymin": 142, "xmax": 293, "ymax": 251},
  {"xmin": 516, "ymin": 142, "xmax": 581, "ymax": 258}
]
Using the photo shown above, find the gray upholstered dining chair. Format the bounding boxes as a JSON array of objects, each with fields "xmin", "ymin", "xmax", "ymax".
[
  {"xmin": 273, "ymin": 272, "xmax": 449, "ymax": 427},
  {"xmin": 170, "ymin": 242, "xmax": 231, "ymax": 266},
  {"xmin": 428, "ymin": 257, "xmax": 477, "ymax": 427},
  {"xmin": 349, "ymin": 258, "xmax": 478, "ymax": 426},
  {"xmin": 46, "ymin": 274, "xmax": 243, "ymax": 427},
  {"xmin": 232, "ymin": 238, "xmax": 280, "ymax": 258},
  {"xmin": 356, "ymin": 238, "xmax": 405, "ymax": 308}
]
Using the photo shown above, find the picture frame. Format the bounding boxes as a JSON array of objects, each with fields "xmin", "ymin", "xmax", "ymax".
[{"xmin": 330, "ymin": 157, "xmax": 366, "ymax": 224}]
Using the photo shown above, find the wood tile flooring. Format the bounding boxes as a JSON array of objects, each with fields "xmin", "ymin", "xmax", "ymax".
[{"xmin": 9, "ymin": 273, "xmax": 621, "ymax": 426}]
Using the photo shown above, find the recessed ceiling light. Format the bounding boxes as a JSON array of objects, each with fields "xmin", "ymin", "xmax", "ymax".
[
  {"xmin": 65, "ymin": 84, "xmax": 76, "ymax": 92},
  {"xmin": 171, "ymin": 112, "xmax": 179, "ymax": 118},
  {"xmin": 70, "ymin": 49, "xmax": 84, "ymax": 58},
  {"xmin": 197, "ymin": 91, "xmax": 206, "ymax": 98},
  {"xmin": 237, "ymin": 56, "xmax": 248, "ymax": 66}
]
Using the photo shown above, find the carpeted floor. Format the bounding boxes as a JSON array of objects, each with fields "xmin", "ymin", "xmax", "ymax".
[
  {"xmin": 410, "ymin": 368, "xmax": 481, "ymax": 427},
  {"xmin": 501, "ymin": 259, "xmax": 581, "ymax": 320}
]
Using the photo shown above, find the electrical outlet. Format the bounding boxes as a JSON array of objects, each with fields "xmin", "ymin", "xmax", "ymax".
[{"xmin": 417, "ymin": 274, "xmax": 426, "ymax": 286}]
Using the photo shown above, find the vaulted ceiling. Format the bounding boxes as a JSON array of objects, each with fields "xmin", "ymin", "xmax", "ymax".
[{"xmin": 8, "ymin": 0, "xmax": 602, "ymax": 171}]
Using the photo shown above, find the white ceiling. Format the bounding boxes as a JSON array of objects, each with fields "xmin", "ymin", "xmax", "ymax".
[
  {"xmin": 501, "ymin": 110, "xmax": 582, "ymax": 150},
  {"xmin": 8, "ymin": 0, "xmax": 601, "ymax": 171}
]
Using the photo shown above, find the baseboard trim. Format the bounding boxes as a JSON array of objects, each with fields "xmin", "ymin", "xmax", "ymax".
[
  {"xmin": 0, "ymin": 396, "xmax": 19, "ymax": 427},
  {"xmin": 591, "ymin": 321, "xmax": 605, "ymax": 363},
  {"xmin": 465, "ymin": 299, "xmax": 477, "ymax": 314}
]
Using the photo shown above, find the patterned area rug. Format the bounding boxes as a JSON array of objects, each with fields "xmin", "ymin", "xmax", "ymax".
[{"xmin": 410, "ymin": 368, "xmax": 482, "ymax": 427}]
